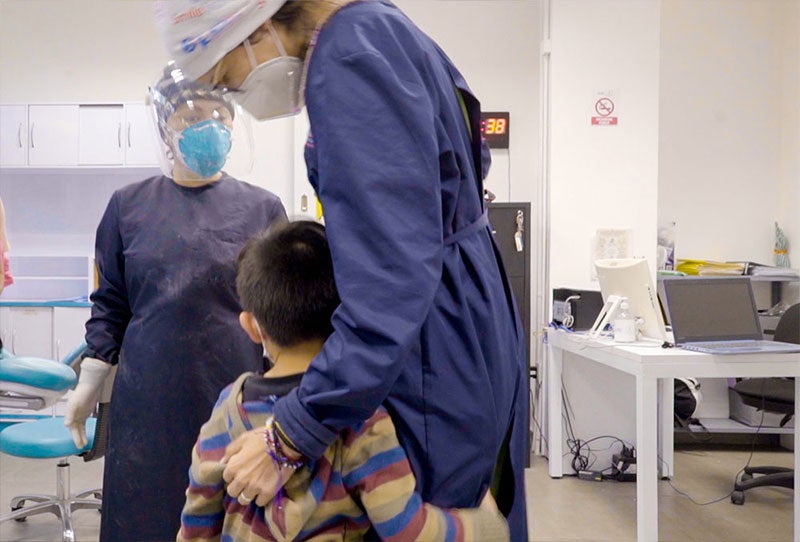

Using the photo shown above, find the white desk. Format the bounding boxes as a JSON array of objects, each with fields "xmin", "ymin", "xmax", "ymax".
[{"xmin": 546, "ymin": 329, "xmax": 800, "ymax": 542}]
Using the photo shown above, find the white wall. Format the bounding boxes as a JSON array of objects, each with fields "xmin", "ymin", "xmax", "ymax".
[
  {"xmin": 659, "ymin": 0, "xmax": 800, "ymax": 272},
  {"xmin": 549, "ymin": 0, "xmax": 662, "ymax": 291},
  {"xmin": 0, "ymin": 1, "xmax": 166, "ymax": 103}
]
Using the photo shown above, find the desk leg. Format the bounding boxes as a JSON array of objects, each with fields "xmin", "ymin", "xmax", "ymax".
[
  {"xmin": 657, "ymin": 378, "xmax": 674, "ymax": 479},
  {"xmin": 794, "ymin": 379, "xmax": 799, "ymax": 542},
  {"xmin": 547, "ymin": 342, "xmax": 563, "ymax": 478},
  {"xmin": 636, "ymin": 375, "xmax": 659, "ymax": 542}
]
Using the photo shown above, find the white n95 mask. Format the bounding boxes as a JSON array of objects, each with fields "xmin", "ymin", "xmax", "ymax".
[{"xmin": 235, "ymin": 23, "xmax": 304, "ymax": 121}]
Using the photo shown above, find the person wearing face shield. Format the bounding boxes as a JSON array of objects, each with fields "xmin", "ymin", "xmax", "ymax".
[
  {"xmin": 64, "ymin": 64, "xmax": 288, "ymax": 542},
  {"xmin": 156, "ymin": 2, "xmax": 529, "ymax": 540}
]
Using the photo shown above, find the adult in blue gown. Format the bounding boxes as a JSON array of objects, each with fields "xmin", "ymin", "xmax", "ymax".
[
  {"xmin": 157, "ymin": 1, "xmax": 528, "ymax": 539},
  {"xmin": 69, "ymin": 69, "xmax": 287, "ymax": 542}
]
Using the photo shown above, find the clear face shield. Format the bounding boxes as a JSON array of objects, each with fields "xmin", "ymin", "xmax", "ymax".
[{"xmin": 148, "ymin": 65, "xmax": 254, "ymax": 180}]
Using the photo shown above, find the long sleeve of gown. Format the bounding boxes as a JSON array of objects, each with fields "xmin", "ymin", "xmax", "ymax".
[
  {"xmin": 273, "ymin": 41, "xmax": 444, "ymax": 460},
  {"xmin": 85, "ymin": 192, "xmax": 131, "ymax": 364}
]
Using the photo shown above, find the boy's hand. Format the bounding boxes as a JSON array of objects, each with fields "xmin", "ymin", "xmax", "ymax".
[{"xmin": 222, "ymin": 427, "xmax": 290, "ymax": 507}]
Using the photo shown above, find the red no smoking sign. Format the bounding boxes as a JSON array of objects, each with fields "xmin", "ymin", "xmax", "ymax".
[{"xmin": 592, "ymin": 97, "xmax": 618, "ymax": 126}]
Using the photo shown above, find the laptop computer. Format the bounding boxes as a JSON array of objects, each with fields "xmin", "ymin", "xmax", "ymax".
[{"xmin": 661, "ymin": 276, "xmax": 800, "ymax": 354}]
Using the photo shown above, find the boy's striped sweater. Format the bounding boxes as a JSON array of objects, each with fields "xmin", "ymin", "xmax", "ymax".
[{"xmin": 178, "ymin": 372, "xmax": 508, "ymax": 541}]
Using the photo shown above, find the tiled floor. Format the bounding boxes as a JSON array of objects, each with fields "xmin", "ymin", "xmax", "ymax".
[
  {"xmin": 0, "ymin": 444, "xmax": 794, "ymax": 541},
  {"xmin": 526, "ymin": 445, "xmax": 793, "ymax": 541}
]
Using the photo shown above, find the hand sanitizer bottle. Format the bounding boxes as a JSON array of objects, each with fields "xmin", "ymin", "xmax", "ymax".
[{"xmin": 614, "ymin": 301, "xmax": 637, "ymax": 343}]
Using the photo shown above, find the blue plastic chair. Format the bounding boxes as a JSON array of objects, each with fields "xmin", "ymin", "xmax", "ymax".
[{"xmin": 0, "ymin": 342, "xmax": 102, "ymax": 542}]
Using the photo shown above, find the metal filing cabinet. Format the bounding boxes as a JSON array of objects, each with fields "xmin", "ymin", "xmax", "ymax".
[{"xmin": 488, "ymin": 202, "xmax": 531, "ymax": 367}]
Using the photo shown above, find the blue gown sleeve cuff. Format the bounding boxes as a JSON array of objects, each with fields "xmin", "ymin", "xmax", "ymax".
[
  {"xmin": 83, "ymin": 347, "xmax": 119, "ymax": 366},
  {"xmin": 273, "ymin": 388, "xmax": 338, "ymax": 460}
]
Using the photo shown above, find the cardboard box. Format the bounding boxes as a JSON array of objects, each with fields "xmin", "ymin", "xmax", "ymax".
[{"xmin": 728, "ymin": 388, "xmax": 794, "ymax": 428}]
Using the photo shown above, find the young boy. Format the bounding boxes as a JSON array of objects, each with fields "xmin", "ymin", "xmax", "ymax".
[{"xmin": 178, "ymin": 220, "xmax": 508, "ymax": 542}]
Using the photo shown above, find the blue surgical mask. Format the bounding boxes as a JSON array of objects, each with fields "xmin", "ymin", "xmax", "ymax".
[{"xmin": 175, "ymin": 119, "xmax": 231, "ymax": 178}]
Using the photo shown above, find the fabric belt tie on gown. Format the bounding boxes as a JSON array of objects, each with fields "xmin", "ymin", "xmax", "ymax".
[{"xmin": 443, "ymin": 210, "xmax": 489, "ymax": 246}]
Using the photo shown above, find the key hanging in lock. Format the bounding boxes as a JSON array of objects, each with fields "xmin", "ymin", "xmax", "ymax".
[{"xmin": 514, "ymin": 210, "xmax": 524, "ymax": 252}]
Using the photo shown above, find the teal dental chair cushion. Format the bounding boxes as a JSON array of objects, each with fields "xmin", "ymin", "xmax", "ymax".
[
  {"xmin": 0, "ymin": 354, "xmax": 77, "ymax": 391},
  {"xmin": 0, "ymin": 416, "xmax": 95, "ymax": 458}
]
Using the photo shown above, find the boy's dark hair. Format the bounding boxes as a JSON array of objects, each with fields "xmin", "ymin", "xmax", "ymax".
[{"xmin": 236, "ymin": 220, "xmax": 339, "ymax": 347}]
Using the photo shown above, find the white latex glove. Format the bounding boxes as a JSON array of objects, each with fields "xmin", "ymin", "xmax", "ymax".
[{"xmin": 64, "ymin": 357, "xmax": 112, "ymax": 449}]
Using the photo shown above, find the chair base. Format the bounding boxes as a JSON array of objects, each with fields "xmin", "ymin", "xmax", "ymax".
[
  {"xmin": 0, "ymin": 459, "xmax": 101, "ymax": 542},
  {"xmin": 731, "ymin": 465, "xmax": 794, "ymax": 505}
]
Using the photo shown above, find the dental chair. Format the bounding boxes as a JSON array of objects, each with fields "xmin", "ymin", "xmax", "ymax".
[{"xmin": 0, "ymin": 342, "xmax": 109, "ymax": 542}]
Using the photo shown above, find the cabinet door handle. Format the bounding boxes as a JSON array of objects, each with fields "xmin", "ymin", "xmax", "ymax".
[
  {"xmin": 17, "ymin": 123, "xmax": 22, "ymax": 148},
  {"xmin": 118, "ymin": 123, "xmax": 122, "ymax": 148},
  {"xmin": 29, "ymin": 123, "xmax": 35, "ymax": 149},
  {"xmin": 127, "ymin": 122, "xmax": 132, "ymax": 148}
]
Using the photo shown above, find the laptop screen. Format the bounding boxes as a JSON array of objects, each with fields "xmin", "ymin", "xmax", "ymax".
[{"xmin": 662, "ymin": 277, "xmax": 763, "ymax": 343}]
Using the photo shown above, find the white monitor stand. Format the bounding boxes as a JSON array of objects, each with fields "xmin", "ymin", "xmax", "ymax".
[{"xmin": 588, "ymin": 294, "xmax": 625, "ymax": 338}]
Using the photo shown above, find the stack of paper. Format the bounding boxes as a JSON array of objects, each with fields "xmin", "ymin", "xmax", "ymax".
[
  {"xmin": 676, "ymin": 259, "xmax": 746, "ymax": 276},
  {"xmin": 745, "ymin": 262, "xmax": 800, "ymax": 278}
]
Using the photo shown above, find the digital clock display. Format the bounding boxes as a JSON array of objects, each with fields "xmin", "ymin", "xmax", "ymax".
[{"xmin": 480, "ymin": 111, "xmax": 510, "ymax": 149}]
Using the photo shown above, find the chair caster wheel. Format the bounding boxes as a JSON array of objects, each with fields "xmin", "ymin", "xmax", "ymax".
[{"xmin": 731, "ymin": 491, "xmax": 745, "ymax": 505}]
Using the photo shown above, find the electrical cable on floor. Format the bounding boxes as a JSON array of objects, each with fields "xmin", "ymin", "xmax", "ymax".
[
  {"xmin": 740, "ymin": 378, "xmax": 769, "ymax": 472},
  {"xmin": 561, "ymin": 381, "xmax": 634, "ymax": 475},
  {"xmin": 559, "ymin": 371, "xmax": 784, "ymax": 506},
  {"xmin": 663, "ymin": 382, "xmax": 770, "ymax": 506},
  {"xmin": 530, "ymin": 385, "xmax": 549, "ymax": 452},
  {"xmin": 660, "ymin": 447, "xmax": 736, "ymax": 506}
]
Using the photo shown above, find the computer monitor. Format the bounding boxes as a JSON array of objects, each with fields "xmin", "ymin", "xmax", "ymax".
[{"xmin": 590, "ymin": 258, "xmax": 667, "ymax": 341}]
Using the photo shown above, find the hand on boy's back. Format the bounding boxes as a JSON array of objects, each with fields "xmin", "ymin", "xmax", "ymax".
[{"xmin": 222, "ymin": 427, "xmax": 291, "ymax": 507}]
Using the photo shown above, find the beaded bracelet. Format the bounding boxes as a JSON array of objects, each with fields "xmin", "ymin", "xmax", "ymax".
[{"xmin": 264, "ymin": 418, "xmax": 305, "ymax": 470}]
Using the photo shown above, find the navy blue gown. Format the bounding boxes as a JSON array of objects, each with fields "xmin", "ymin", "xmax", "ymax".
[
  {"xmin": 272, "ymin": 2, "xmax": 529, "ymax": 540},
  {"xmin": 85, "ymin": 175, "xmax": 286, "ymax": 542}
]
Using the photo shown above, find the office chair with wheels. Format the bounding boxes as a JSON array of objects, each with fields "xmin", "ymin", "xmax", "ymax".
[
  {"xmin": 731, "ymin": 303, "xmax": 799, "ymax": 505},
  {"xmin": 0, "ymin": 342, "xmax": 108, "ymax": 542}
]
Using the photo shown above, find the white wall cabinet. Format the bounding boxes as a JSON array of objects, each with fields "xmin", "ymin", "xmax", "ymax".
[
  {"xmin": 28, "ymin": 105, "xmax": 80, "ymax": 166},
  {"xmin": 0, "ymin": 305, "xmax": 89, "ymax": 360},
  {"xmin": 0, "ymin": 306, "xmax": 53, "ymax": 359},
  {"xmin": 1, "ymin": 103, "xmax": 158, "ymax": 168},
  {"xmin": 0, "ymin": 105, "xmax": 28, "ymax": 166},
  {"xmin": 79, "ymin": 104, "xmax": 124, "ymax": 166},
  {"xmin": 52, "ymin": 307, "xmax": 90, "ymax": 361},
  {"xmin": 124, "ymin": 103, "xmax": 159, "ymax": 166}
]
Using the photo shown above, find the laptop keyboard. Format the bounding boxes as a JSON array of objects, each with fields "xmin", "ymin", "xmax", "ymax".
[{"xmin": 684, "ymin": 341, "xmax": 759, "ymax": 350}]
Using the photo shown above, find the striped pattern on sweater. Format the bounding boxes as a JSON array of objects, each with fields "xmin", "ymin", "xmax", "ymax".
[{"xmin": 178, "ymin": 372, "xmax": 508, "ymax": 541}]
